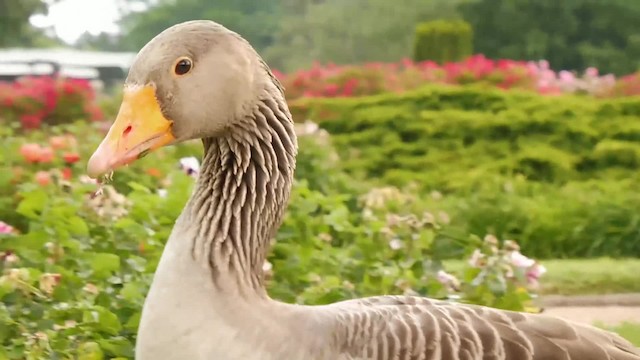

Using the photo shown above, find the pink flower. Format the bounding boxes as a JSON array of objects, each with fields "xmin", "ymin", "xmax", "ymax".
[
  {"xmin": 38, "ymin": 146, "xmax": 55, "ymax": 163},
  {"xmin": 35, "ymin": 171, "xmax": 52, "ymax": 186},
  {"xmin": 510, "ymin": 251, "xmax": 535, "ymax": 268},
  {"xmin": 0, "ymin": 221, "xmax": 15, "ymax": 234},
  {"xmin": 585, "ymin": 67, "xmax": 599, "ymax": 78},
  {"xmin": 20, "ymin": 143, "xmax": 43, "ymax": 163},
  {"xmin": 526, "ymin": 263, "xmax": 547, "ymax": 288}
]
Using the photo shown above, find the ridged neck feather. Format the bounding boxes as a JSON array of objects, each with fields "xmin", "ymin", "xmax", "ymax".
[{"xmin": 184, "ymin": 90, "xmax": 297, "ymax": 298}]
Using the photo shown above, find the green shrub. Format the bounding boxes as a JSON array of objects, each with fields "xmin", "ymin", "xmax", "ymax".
[
  {"xmin": 0, "ymin": 121, "xmax": 546, "ymax": 357},
  {"xmin": 295, "ymin": 85, "xmax": 640, "ymax": 258},
  {"xmin": 413, "ymin": 20, "xmax": 473, "ymax": 63}
]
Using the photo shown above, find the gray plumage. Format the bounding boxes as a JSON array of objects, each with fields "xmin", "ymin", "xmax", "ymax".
[{"xmin": 93, "ymin": 20, "xmax": 640, "ymax": 360}]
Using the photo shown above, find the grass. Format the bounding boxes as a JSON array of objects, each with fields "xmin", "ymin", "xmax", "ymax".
[
  {"xmin": 444, "ymin": 257, "xmax": 640, "ymax": 295},
  {"xmin": 596, "ymin": 322, "xmax": 640, "ymax": 347}
]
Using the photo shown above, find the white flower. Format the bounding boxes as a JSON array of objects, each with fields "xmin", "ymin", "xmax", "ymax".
[
  {"xmin": 262, "ymin": 260, "xmax": 272, "ymax": 273},
  {"xmin": 78, "ymin": 175, "xmax": 98, "ymax": 185},
  {"xmin": 436, "ymin": 270, "xmax": 460, "ymax": 290},
  {"xmin": 389, "ymin": 239, "xmax": 403, "ymax": 250},
  {"xmin": 158, "ymin": 189, "xmax": 168, "ymax": 198},
  {"xmin": 468, "ymin": 249, "xmax": 485, "ymax": 268},
  {"xmin": 179, "ymin": 156, "xmax": 200, "ymax": 177}
]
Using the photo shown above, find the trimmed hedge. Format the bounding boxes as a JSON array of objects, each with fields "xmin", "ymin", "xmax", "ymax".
[
  {"xmin": 413, "ymin": 20, "xmax": 473, "ymax": 64},
  {"xmin": 292, "ymin": 85, "xmax": 640, "ymax": 258}
]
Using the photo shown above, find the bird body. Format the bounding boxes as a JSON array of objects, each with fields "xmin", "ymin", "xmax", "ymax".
[{"xmin": 86, "ymin": 20, "xmax": 640, "ymax": 360}]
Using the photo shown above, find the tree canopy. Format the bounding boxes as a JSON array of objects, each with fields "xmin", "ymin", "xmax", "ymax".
[
  {"xmin": 0, "ymin": 0, "xmax": 58, "ymax": 47},
  {"xmin": 459, "ymin": 0, "xmax": 640, "ymax": 75},
  {"xmin": 6, "ymin": 0, "xmax": 640, "ymax": 75},
  {"xmin": 111, "ymin": 0, "xmax": 462, "ymax": 71}
]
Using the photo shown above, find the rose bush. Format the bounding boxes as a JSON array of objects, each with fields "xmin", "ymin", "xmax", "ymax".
[
  {"xmin": 0, "ymin": 76, "xmax": 103, "ymax": 131},
  {"xmin": 275, "ymin": 55, "xmax": 639, "ymax": 102}
]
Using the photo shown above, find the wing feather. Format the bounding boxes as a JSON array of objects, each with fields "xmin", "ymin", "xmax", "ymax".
[{"xmin": 329, "ymin": 295, "xmax": 640, "ymax": 360}]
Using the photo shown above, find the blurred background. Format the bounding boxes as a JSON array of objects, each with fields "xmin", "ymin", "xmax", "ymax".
[{"xmin": 1, "ymin": 0, "xmax": 640, "ymax": 358}]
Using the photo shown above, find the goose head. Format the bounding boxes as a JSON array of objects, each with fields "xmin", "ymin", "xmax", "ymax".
[{"xmin": 87, "ymin": 20, "xmax": 272, "ymax": 179}]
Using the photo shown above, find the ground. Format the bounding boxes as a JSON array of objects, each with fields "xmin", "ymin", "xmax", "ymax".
[{"xmin": 541, "ymin": 293, "xmax": 640, "ymax": 325}]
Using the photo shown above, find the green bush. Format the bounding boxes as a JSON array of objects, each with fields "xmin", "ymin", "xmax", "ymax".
[
  {"xmin": 0, "ymin": 121, "xmax": 545, "ymax": 357},
  {"xmin": 294, "ymin": 85, "xmax": 640, "ymax": 258},
  {"xmin": 413, "ymin": 20, "xmax": 473, "ymax": 63}
]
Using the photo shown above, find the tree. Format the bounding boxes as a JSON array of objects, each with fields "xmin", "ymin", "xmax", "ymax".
[
  {"xmin": 75, "ymin": 32, "xmax": 124, "ymax": 52},
  {"xmin": 0, "ymin": 0, "xmax": 58, "ymax": 47},
  {"xmin": 117, "ymin": 0, "xmax": 282, "ymax": 53},
  {"xmin": 262, "ymin": 0, "xmax": 463, "ymax": 71},
  {"xmin": 459, "ymin": 0, "xmax": 640, "ymax": 75}
]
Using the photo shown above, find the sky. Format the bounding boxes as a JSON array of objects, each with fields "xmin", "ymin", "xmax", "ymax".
[{"xmin": 30, "ymin": 0, "xmax": 144, "ymax": 44}]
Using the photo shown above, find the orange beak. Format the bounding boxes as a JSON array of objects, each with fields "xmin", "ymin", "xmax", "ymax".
[{"xmin": 87, "ymin": 85, "xmax": 176, "ymax": 179}]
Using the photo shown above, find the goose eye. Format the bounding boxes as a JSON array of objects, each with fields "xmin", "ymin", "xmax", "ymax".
[{"xmin": 174, "ymin": 58, "xmax": 192, "ymax": 75}]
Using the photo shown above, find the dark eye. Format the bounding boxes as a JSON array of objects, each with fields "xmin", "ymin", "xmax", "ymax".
[{"xmin": 174, "ymin": 57, "xmax": 192, "ymax": 75}]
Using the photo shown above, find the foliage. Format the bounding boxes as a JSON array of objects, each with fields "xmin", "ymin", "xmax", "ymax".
[
  {"xmin": 80, "ymin": 0, "xmax": 640, "ymax": 77},
  {"xmin": 0, "ymin": 0, "xmax": 59, "ymax": 47},
  {"xmin": 0, "ymin": 120, "xmax": 546, "ymax": 358},
  {"xmin": 91, "ymin": 0, "xmax": 462, "ymax": 72},
  {"xmin": 459, "ymin": 0, "xmax": 640, "ymax": 76},
  {"xmin": 413, "ymin": 20, "xmax": 473, "ymax": 64},
  {"xmin": 595, "ymin": 322, "xmax": 640, "ymax": 347},
  {"xmin": 117, "ymin": 0, "xmax": 282, "ymax": 53},
  {"xmin": 445, "ymin": 258, "xmax": 640, "ymax": 295},
  {"xmin": 294, "ymin": 85, "xmax": 640, "ymax": 258},
  {"xmin": 262, "ymin": 0, "xmax": 462, "ymax": 71},
  {"xmin": 0, "ymin": 76, "xmax": 103, "ymax": 130}
]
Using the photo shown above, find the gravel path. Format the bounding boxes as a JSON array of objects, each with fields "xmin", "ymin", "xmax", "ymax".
[
  {"xmin": 539, "ymin": 293, "xmax": 640, "ymax": 326},
  {"xmin": 543, "ymin": 306, "xmax": 640, "ymax": 326}
]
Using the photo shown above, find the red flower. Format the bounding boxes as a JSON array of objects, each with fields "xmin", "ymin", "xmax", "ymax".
[
  {"xmin": 323, "ymin": 84, "xmax": 339, "ymax": 97},
  {"xmin": 62, "ymin": 167, "xmax": 72, "ymax": 180},
  {"xmin": 20, "ymin": 114, "xmax": 42, "ymax": 129},
  {"xmin": 146, "ymin": 168, "xmax": 163, "ymax": 178},
  {"xmin": 63, "ymin": 152, "xmax": 80, "ymax": 164}
]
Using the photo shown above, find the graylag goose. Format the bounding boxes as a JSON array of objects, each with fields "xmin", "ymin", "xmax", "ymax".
[{"xmin": 86, "ymin": 20, "xmax": 640, "ymax": 360}]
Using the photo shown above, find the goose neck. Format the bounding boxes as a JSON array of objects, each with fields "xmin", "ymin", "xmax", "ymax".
[{"xmin": 184, "ymin": 93, "xmax": 297, "ymax": 297}]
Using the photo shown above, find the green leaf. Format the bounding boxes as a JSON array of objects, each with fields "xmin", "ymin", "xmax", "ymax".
[
  {"xmin": 120, "ymin": 282, "xmax": 144, "ymax": 303},
  {"xmin": 77, "ymin": 341, "xmax": 105, "ymax": 360},
  {"xmin": 83, "ymin": 306, "xmax": 122, "ymax": 335},
  {"xmin": 15, "ymin": 189, "xmax": 48, "ymax": 219},
  {"xmin": 68, "ymin": 216, "xmax": 89, "ymax": 236},
  {"xmin": 127, "ymin": 182, "xmax": 151, "ymax": 193},
  {"xmin": 89, "ymin": 253, "xmax": 121, "ymax": 279},
  {"xmin": 125, "ymin": 312, "xmax": 141, "ymax": 332},
  {"xmin": 97, "ymin": 337, "xmax": 134, "ymax": 357}
]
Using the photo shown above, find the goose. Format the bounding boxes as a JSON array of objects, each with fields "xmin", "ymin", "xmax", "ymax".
[{"xmin": 86, "ymin": 20, "xmax": 640, "ymax": 360}]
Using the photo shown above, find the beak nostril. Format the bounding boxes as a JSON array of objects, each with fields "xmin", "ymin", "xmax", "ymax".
[{"xmin": 123, "ymin": 125, "xmax": 133, "ymax": 136}]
